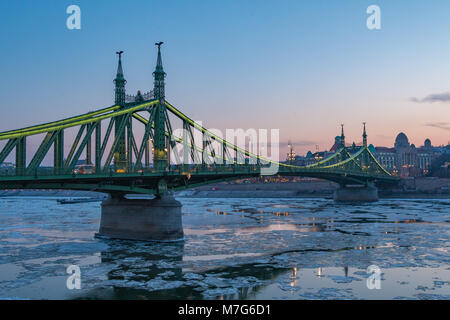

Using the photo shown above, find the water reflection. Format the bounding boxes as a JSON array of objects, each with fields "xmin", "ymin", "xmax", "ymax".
[
  {"xmin": 76, "ymin": 240, "xmax": 294, "ymax": 300},
  {"xmin": 76, "ymin": 238, "xmax": 382, "ymax": 300},
  {"xmin": 317, "ymin": 267, "xmax": 323, "ymax": 277},
  {"xmin": 77, "ymin": 240, "xmax": 185, "ymax": 299},
  {"xmin": 236, "ymin": 223, "xmax": 321, "ymax": 234}
]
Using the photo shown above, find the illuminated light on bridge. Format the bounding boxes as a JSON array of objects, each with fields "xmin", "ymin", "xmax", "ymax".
[{"xmin": 0, "ymin": 43, "xmax": 399, "ymax": 241}]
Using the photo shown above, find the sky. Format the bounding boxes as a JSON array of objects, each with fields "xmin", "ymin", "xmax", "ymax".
[{"xmin": 0, "ymin": 0, "xmax": 449, "ymax": 161}]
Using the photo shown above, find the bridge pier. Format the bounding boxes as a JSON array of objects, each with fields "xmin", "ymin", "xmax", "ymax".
[
  {"xmin": 96, "ymin": 193, "xmax": 184, "ymax": 241},
  {"xmin": 333, "ymin": 182, "xmax": 378, "ymax": 202}
]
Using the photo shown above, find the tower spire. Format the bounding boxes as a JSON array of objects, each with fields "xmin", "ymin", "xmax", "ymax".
[
  {"xmin": 114, "ymin": 51, "xmax": 126, "ymax": 105},
  {"xmin": 152, "ymin": 42, "xmax": 168, "ymax": 173},
  {"xmin": 362, "ymin": 122, "xmax": 367, "ymax": 147},
  {"xmin": 153, "ymin": 42, "xmax": 166, "ymax": 101},
  {"xmin": 113, "ymin": 51, "xmax": 127, "ymax": 171},
  {"xmin": 340, "ymin": 124, "xmax": 345, "ymax": 148}
]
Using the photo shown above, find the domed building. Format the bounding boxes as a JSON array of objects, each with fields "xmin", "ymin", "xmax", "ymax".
[
  {"xmin": 393, "ymin": 132, "xmax": 419, "ymax": 175},
  {"xmin": 394, "ymin": 132, "xmax": 410, "ymax": 148},
  {"xmin": 373, "ymin": 132, "xmax": 436, "ymax": 177}
]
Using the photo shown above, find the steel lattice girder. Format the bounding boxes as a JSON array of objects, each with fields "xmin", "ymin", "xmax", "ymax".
[{"xmin": 0, "ymin": 99, "xmax": 398, "ymax": 193}]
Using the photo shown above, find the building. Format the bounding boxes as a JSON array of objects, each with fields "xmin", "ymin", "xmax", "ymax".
[
  {"xmin": 372, "ymin": 132, "xmax": 442, "ymax": 177},
  {"xmin": 285, "ymin": 127, "xmax": 447, "ymax": 177},
  {"xmin": 374, "ymin": 146, "xmax": 396, "ymax": 172}
]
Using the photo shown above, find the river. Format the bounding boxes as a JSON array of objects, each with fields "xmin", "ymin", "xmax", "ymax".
[{"xmin": 0, "ymin": 197, "xmax": 448, "ymax": 299}]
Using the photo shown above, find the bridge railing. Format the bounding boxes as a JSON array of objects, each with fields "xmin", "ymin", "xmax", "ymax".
[
  {"xmin": 0, "ymin": 163, "xmax": 264, "ymax": 178},
  {"xmin": 125, "ymin": 90, "xmax": 154, "ymax": 103},
  {"xmin": 0, "ymin": 162, "xmax": 397, "ymax": 181}
]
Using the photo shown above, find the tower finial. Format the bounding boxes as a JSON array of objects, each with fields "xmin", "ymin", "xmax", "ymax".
[
  {"xmin": 153, "ymin": 42, "xmax": 166, "ymax": 100},
  {"xmin": 115, "ymin": 50, "xmax": 125, "ymax": 78},
  {"xmin": 340, "ymin": 124, "xmax": 345, "ymax": 148},
  {"xmin": 114, "ymin": 50, "xmax": 126, "ymax": 105}
]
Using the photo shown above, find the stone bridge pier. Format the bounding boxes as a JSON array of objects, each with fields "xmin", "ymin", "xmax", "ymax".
[
  {"xmin": 333, "ymin": 181, "xmax": 379, "ymax": 202},
  {"xmin": 96, "ymin": 191, "xmax": 184, "ymax": 242}
]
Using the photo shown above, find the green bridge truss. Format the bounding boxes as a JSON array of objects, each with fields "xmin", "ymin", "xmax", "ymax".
[{"xmin": 0, "ymin": 44, "xmax": 399, "ymax": 196}]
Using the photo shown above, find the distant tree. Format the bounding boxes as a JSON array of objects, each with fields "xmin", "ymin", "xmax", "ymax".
[{"xmin": 427, "ymin": 154, "xmax": 450, "ymax": 177}]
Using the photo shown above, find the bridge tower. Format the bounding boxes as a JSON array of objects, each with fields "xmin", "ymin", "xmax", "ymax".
[
  {"xmin": 97, "ymin": 43, "xmax": 183, "ymax": 242},
  {"xmin": 152, "ymin": 42, "xmax": 168, "ymax": 172},
  {"xmin": 113, "ymin": 51, "xmax": 127, "ymax": 171},
  {"xmin": 361, "ymin": 122, "xmax": 369, "ymax": 169},
  {"xmin": 334, "ymin": 122, "xmax": 379, "ymax": 202}
]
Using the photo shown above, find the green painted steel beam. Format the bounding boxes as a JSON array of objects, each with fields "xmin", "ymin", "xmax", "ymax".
[
  {"xmin": 64, "ymin": 125, "xmax": 86, "ymax": 168},
  {"xmin": 103, "ymin": 113, "xmax": 131, "ymax": 172},
  {"xmin": 95, "ymin": 122, "xmax": 101, "ymax": 172},
  {"xmin": 66, "ymin": 124, "xmax": 97, "ymax": 173},
  {"xmin": 86, "ymin": 123, "xmax": 92, "ymax": 165},
  {"xmin": 0, "ymin": 100, "xmax": 158, "ymax": 140},
  {"xmin": 0, "ymin": 105, "xmax": 120, "ymax": 138},
  {"xmin": 26, "ymin": 132, "xmax": 58, "ymax": 175},
  {"xmin": 54, "ymin": 131, "xmax": 64, "ymax": 175},
  {"xmin": 15, "ymin": 137, "xmax": 26, "ymax": 176},
  {"xmin": 134, "ymin": 109, "xmax": 156, "ymax": 171},
  {"xmin": 126, "ymin": 116, "xmax": 133, "ymax": 171},
  {"xmin": 0, "ymin": 182, "xmax": 156, "ymax": 195},
  {"xmin": 99, "ymin": 117, "xmax": 115, "ymax": 160},
  {"xmin": 0, "ymin": 139, "xmax": 18, "ymax": 164}
]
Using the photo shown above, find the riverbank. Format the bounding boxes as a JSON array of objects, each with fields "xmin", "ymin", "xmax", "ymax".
[
  {"xmin": 176, "ymin": 190, "xmax": 450, "ymax": 199},
  {"xmin": 177, "ymin": 177, "xmax": 450, "ymax": 199},
  {"xmin": 0, "ymin": 189, "xmax": 104, "ymax": 198},
  {"xmin": 0, "ymin": 177, "xmax": 448, "ymax": 199}
]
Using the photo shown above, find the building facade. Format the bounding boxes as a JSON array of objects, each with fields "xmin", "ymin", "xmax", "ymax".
[{"xmin": 374, "ymin": 133, "xmax": 439, "ymax": 177}]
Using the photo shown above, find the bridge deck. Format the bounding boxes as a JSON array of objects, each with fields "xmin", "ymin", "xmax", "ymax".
[{"xmin": 0, "ymin": 165, "xmax": 399, "ymax": 195}]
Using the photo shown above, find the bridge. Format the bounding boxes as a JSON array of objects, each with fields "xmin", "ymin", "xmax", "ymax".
[{"xmin": 0, "ymin": 43, "xmax": 398, "ymax": 241}]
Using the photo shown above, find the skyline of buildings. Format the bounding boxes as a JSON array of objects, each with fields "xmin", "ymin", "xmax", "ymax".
[{"xmin": 288, "ymin": 126, "xmax": 450, "ymax": 177}]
